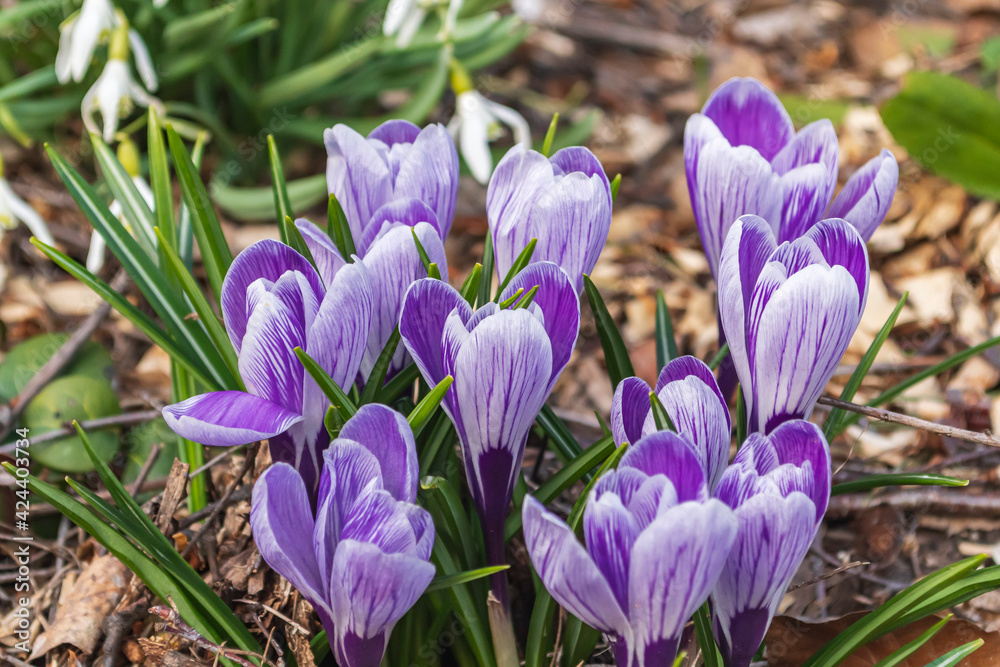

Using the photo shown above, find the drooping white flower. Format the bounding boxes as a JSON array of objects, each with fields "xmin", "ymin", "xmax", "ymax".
[
  {"xmin": 55, "ymin": 0, "xmax": 116, "ymax": 84},
  {"xmin": 83, "ymin": 59, "xmax": 160, "ymax": 143},
  {"xmin": 448, "ymin": 90, "xmax": 531, "ymax": 184},
  {"xmin": 0, "ymin": 154, "xmax": 55, "ymax": 246},
  {"xmin": 511, "ymin": 0, "xmax": 547, "ymax": 22},
  {"xmin": 87, "ymin": 175, "xmax": 153, "ymax": 273},
  {"xmin": 384, "ymin": 0, "xmax": 462, "ymax": 48}
]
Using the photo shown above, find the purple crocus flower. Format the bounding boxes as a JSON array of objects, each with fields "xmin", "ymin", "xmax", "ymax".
[
  {"xmin": 487, "ymin": 145, "xmax": 612, "ymax": 292},
  {"xmin": 162, "ymin": 240, "xmax": 373, "ymax": 497},
  {"xmin": 718, "ymin": 215, "xmax": 869, "ymax": 434},
  {"xmin": 610, "ymin": 356, "xmax": 731, "ymax": 491},
  {"xmin": 523, "ymin": 431, "xmax": 737, "ymax": 666},
  {"xmin": 711, "ymin": 420, "xmax": 831, "ymax": 667},
  {"xmin": 250, "ymin": 404, "xmax": 434, "ymax": 667},
  {"xmin": 325, "ymin": 119, "xmax": 459, "ymax": 241},
  {"xmin": 297, "ymin": 197, "xmax": 448, "ymax": 382},
  {"xmin": 685, "ymin": 77, "xmax": 897, "ymax": 279},
  {"xmin": 398, "ymin": 262, "xmax": 580, "ymax": 601}
]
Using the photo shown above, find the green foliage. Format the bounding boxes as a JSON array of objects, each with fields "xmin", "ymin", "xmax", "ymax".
[
  {"xmin": 0, "ymin": 333, "xmax": 113, "ymax": 400},
  {"xmin": 583, "ymin": 274, "xmax": 635, "ymax": 390},
  {"xmin": 881, "ymin": 71, "xmax": 1000, "ymax": 199}
]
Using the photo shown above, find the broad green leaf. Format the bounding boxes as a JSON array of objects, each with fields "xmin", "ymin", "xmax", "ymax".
[
  {"xmin": 24, "ymin": 377, "xmax": 120, "ymax": 472},
  {"xmin": 655, "ymin": 289, "xmax": 678, "ymax": 372},
  {"xmin": 881, "ymin": 71, "xmax": 1000, "ymax": 199},
  {"xmin": 825, "ymin": 293, "xmax": 907, "ymax": 439},
  {"xmin": 583, "ymin": 274, "xmax": 635, "ymax": 389},
  {"xmin": 293, "ymin": 347, "xmax": 356, "ymax": 421},
  {"xmin": 166, "ymin": 126, "xmax": 233, "ymax": 301},
  {"xmin": 421, "ymin": 476, "xmax": 477, "ymax": 571},
  {"xmin": 832, "ymin": 473, "xmax": 967, "ymax": 496}
]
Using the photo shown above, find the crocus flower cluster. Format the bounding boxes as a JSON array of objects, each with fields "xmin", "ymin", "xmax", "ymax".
[{"xmin": 532, "ymin": 362, "xmax": 831, "ymax": 667}]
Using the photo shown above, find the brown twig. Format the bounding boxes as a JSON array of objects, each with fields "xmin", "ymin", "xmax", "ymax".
[
  {"xmin": 129, "ymin": 442, "xmax": 163, "ymax": 496},
  {"xmin": 787, "ymin": 561, "xmax": 869, "ymax": 592},
  {"xmin": 180, "ymin": 443, "xmax": 257, "ymax": 558},
  {"xmin": 0, "ymin": 409, "xmax": 161, "ymax": 454},
  {"xmin": 176, "ymin": 485, "xmax": 252, "ymax": 530},
  {"xmin": 817, "ymin": 395, "xmax": 1000, "ymax": 448},
  {"xmin": 826, "ymin": 488, "xmax": 1000, "ymax": 517},
  {"xmin": 101, "ymin": 600, "xmax": 150, "ymax": 667},
  {"xmin": 0, "ymin": 270, "xmax": 129, "ymax": 440}
]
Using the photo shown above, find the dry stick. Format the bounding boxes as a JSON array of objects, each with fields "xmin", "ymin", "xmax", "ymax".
[
  {"xmin": 129, "ymin": 442, "xmax": 164, "ymax": 496},
  {"xmin": 827, "ymin": 488, "xmax": 1000, "ymax": 517},
  {"xmin": 0, "ymin": 270, "xmax": 129, "ymax": 441},
  {"xmin": 0, "ymin": 410, "xmax": 161, "ymax": 455},
  {"xmin": 180, "ymin": 443, "xmax": 258, "ymax": 558},
  {"xmin": 176, "ymin": 486, "xmax": 252, "ymax": 530},
  {"xmin": 817, "ymin": 395, "xmax": 1000, "ymax": 448},
  {"xmin": 787, "ymin": 561, "xmax": 869, "ymax": 592}
]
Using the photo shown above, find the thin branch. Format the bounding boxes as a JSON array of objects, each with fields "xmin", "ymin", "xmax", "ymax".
[
  {"xmin": 787, "ymin": 561, "xmax": 869, "ymax": 592},
  {"xmin": 818, "ymin": 395, "xmax": 1000, "ymax": 448},
  {"xmin": 0, "ymin": 410, "xmax": 161, "ymax": 454}
]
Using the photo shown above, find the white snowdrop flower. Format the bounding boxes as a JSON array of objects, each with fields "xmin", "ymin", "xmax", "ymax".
[
  {"xmin": 0, "ymin": 153, "xmax": 55, "ymax": 246},
  {"xmin": 55, "ymin": 0, "xmax": 117, "ymax": 84},
  {"xmin": 447, "ymin": 78, "xmax": 530, "ymax": 184}
]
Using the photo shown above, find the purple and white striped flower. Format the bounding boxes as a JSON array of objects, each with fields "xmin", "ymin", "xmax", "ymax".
[
  {"xmin": 610, "ymin": 356, "xmax": 731, "ymax": 491},
  {"xmin": 399, "ymin": 262, "xmax": 579, "ymax": 598},
  {"xmin": 325, "ymin": 120, "xmax": 459, "ymax": 242},
  {"xmin": 162, "ymin": 240, "xmax": 372, "ymax": 497},
  {"xmin": 523, "ymin": 431, "xmax": 737, "ymax": 666},
  {"xmin": 711, "ymin": 420, "xmax": 831, "ymax": 667},
  {"xmin": 487, "ymin": 145, "xmax": 612, "ymax": 292},
  {"xmin": 718, "ymin": 215, "xmax": 869, "ymax": 434},
  {"xmin": 685, "ymin": 77, "xmax": 897, "ymax": 279},
  {"xmin": 250, "ymin": 404, "xmax": 434, "ymax": 667},
  {"xmin": 297, "ymin": 197, "xmax": 448, "ymax": 383}
]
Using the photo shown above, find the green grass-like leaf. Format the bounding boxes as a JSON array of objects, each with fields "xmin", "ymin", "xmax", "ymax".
[
  {"xmin": 408, "ymin": 375, "xmax": 453, "ymax": 433},
  {"xmin": 294, "ymin": 347, "xmax": 357, "ymax": 421},
  {"xmin": 832, "ymin": 473, "xmax": 967, "ymax": 496},
  {"xmin": 478, "ymin": 234, "xmax": 495, "ymax": 307},
  {"xmin": 495, "ymin": 239, "xmax": 537, "ymax": 299},
  {"xmin": 359, "ymin": 328, "xmax": 400, "ymax": 405},
  {"xmin": 460, "ymin": 263, "xmax": 483, "ymax": 307},
  {"xmin": 426, "ymin": 565, "xmax": 510, "ymax": 593},
  {"xmin": 922, "ymin": 639, "xmax": 984, "ymax": 667},
  {"xmin": 583, "ymin": 274, "xmax": 635, "ymax": 390},
  {"xmin": 655, "ymin": 289, "xmax": 679, "ymax": 373},
  {"xmin": 328, "ymin": 193, "xmax": 357, "ymax": 260},
  {"xmin": 90, "ymin": 134, "xmax": 158, "ymax": 258},
  {"xmin": 872, "ymin": 614, "xmax": 952, "ymax": 667}
]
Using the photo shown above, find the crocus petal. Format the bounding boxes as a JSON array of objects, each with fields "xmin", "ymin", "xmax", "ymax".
[
  {"xmin": 399, "ymin": 278, "xmax": 474, "ymax": 388},
  {"xmin": 770, "ymin": 120, "xmax": 839, "ymax": 242},
  {"xmin": 359, "ymin": 222, "xmax": 447, "ymax": 380},
  {"xmin": 628, "ymin": 499, "xmax": 737, "ymax": 664},
  {"xmin": 221, "ymin": 240, "xmax": 324, "ymax": 353},
  {"xmin": 162, "ymin": 391, "xmax": 303, "ymax": 447},
  {"xmin": 702, "ymin": 77, "xmax": 793, "ymax": 160},
  {"xmin": 339, "ymin": 489, "xmax": 419, "ymax": 556},
  {"xmin": 826, "ymin": 148, "xmax": 899, "ymax": 241},
  {"xmin": 488, "ymin": 145, "xmax": 554, "ymax": 280},
  {"xmin": 249, "ymin": 464, "xmax": 325, "ymax": 608},
  {"xmin": 758, "ymin": 420, "xmax": 831, "ymax": 520},
  {"xmin": 240, "ymin": 272, "xmax": 318, "ymax": 412},
  {"xmin": 610, "ymin": 377, "xmax": 653, "ymax": 447},
  {"xmin": 392, "ymin": 124, "xmax": 460, "ymax": 238},
  {"xmin": 357, "ymin": 197, "xmax": 440, "ymax": 256},
  {"xmin": 522, "ymin": 496, "xmax": 631, "ymax": 636},
  {"xmin": 651, "ymin": 356, "xmax": 731, "ymax": 490},
  {"xmin": 711, "ymin": 493, "xmax": 817, "ymax": 667},
  {"xmin": 689, "ymin": 140, "xmax": 783, "ymax": 278},
  {"xmin": 295, "ymin": 218, "xmax": 347, "ymax": 287},
  {"xmin": 325, "ymin": 125, "xmax": 393, "ymax": 241},
  {"xmin": 339, "ymin": 404, "xmax": 419, "ymax": 503},
  {"xmin": 329, "ymin": 540, "xmax": 435, "ymax": 667},
  {"xmin": 584, "ymin": 489, "xmax": 639, "ymax": 610},
  {"xmin": 450, "ymin": 310, "xmax": 552, "ymax": 523},
  {"xmin": 498, "ymin": 262, "xmax": 580, "ymax": 391},
  {"xmin": 805, "ymin": 218, "xmax": 870, "ymax": 308},
  {"xmin": 619, "ymin": 431, "xmax": 708, "ymax": 503}
]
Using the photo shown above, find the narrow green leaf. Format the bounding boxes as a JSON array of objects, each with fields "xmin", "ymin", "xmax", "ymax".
[
  {"xmin": 535, "ymin": 405, "xmax": 583, "ymax": 460},
  {"xmin": 381, "ymin": 364, "xmax": 420, "ymax": 403},
  {"xmin": 838, "ymin": 331, "xmax": 1000, "ymax": 435},
  {"xmin": 708, "ymin": 342, "xmax": 730, "ymax": 371},
  {"xmin": 426, "ymin": 565, "xmax": 510, "ymax": 593},
  {"xmin": 610, "ymin": 173, "xmax": 621, "ymax": 203},
  {"xmin": 212, "ymin": 174, "xmax": 327, "ymax": 223},
  {"xmin": 495, "ymin": 239, "xmax": 537, "ymax": 299},
  {"xmin": 695, "ymin": 603, "xmax": 722, "ymax": 667},
  {"xmin": 649, "ymin": 391, "xmax": 676, "ymax": 432},
  {"xmin": 418, "ymin": 413, "xmax": 454, "ymax": 478},
  {"xmin": 460, "ymin": 263, "xmax": 483, "ymax": 307},
  {"xmin": 833, "ymin": 473, "xmax": 967, "ymax": 496},
  {"xmin": 505, "ymin": 434, "xmax": 615, "ymax": 539},
  {"xmin": 294, "ymin": 347, "xmax": 356, "ymax": 421},
  {"xmin": 411, "ymin": 228, "xmax": 440, "ymax": 279},
  {"xmin": 359, "ymin": 329, "xmax": 400, "ymax": 405},
  {"xmin": 478, "ymin": 234, "xmax": 495, "ymax": 307},
  {"xmin": 90, "ymin": 133, "xmax": 158, "ymax": 258},
  {"xmin": 268, "ymin": 139, "xmax": 292, "ymax": 227},
  {"xmin": 541, "ymin": 113, "xmax": 559, "ymax": 157},
  {"xmin": 32, "ymin": 239, "xmax": 215, "ymax": 388},
  {"xmin": 171, "ymin": 360, "xmax": 206, "ymax": 512},
  {"xmin": 258, "ymin": 34, "xmax": 383, "ymax": 107},
  {"xmin": 583, "ymin": 274, "xmax": 635, "ymax": 389},
  {"xmin": 430, "ymin": 539, "xmax": 497, "ymax": 667},
  {"xmin": 873, "ymin": 615, "xmax": 952, "ymax": 667},
  {"xmin": 825, "ymin": 293, "xmax": 908, "ymax": 439},
  {"xmin": 148, "ymin": 109, "xmax": 176, "ymax": 248},
  {"xmin": 408, "ymin": 376, "xmax": 454, "ymax": 432},
  {"xmin": 498, "ymin": 288, "xmax": 524, "ymax": 310},
  {"xmin": 156, "ymin": 228, "xmax": 243, "ymax": 388},
  {"xmin": 655, "ymin": 289, "xmax": 679, "ymax": 372},
  {"xmin": 328, "ymin": 193, "xmax": 356, "ymax": 260},
  {"xmin": 922, "ymin": 639, "xmax": 984, "ymax": 667},
  {"xmin": 166, "ymin": 126, "xmax": 232, "ymax": 301},
  {"xmin": 565, "ymin": 442, "xmax": 628, "ymax": 530},
  {"xmin": 513, "ymin": 285, "xmax": 540, "ymax": 310},
  {"xmin": 736, "ymin": 385, "xmax": 747, "ymax": 447}
]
